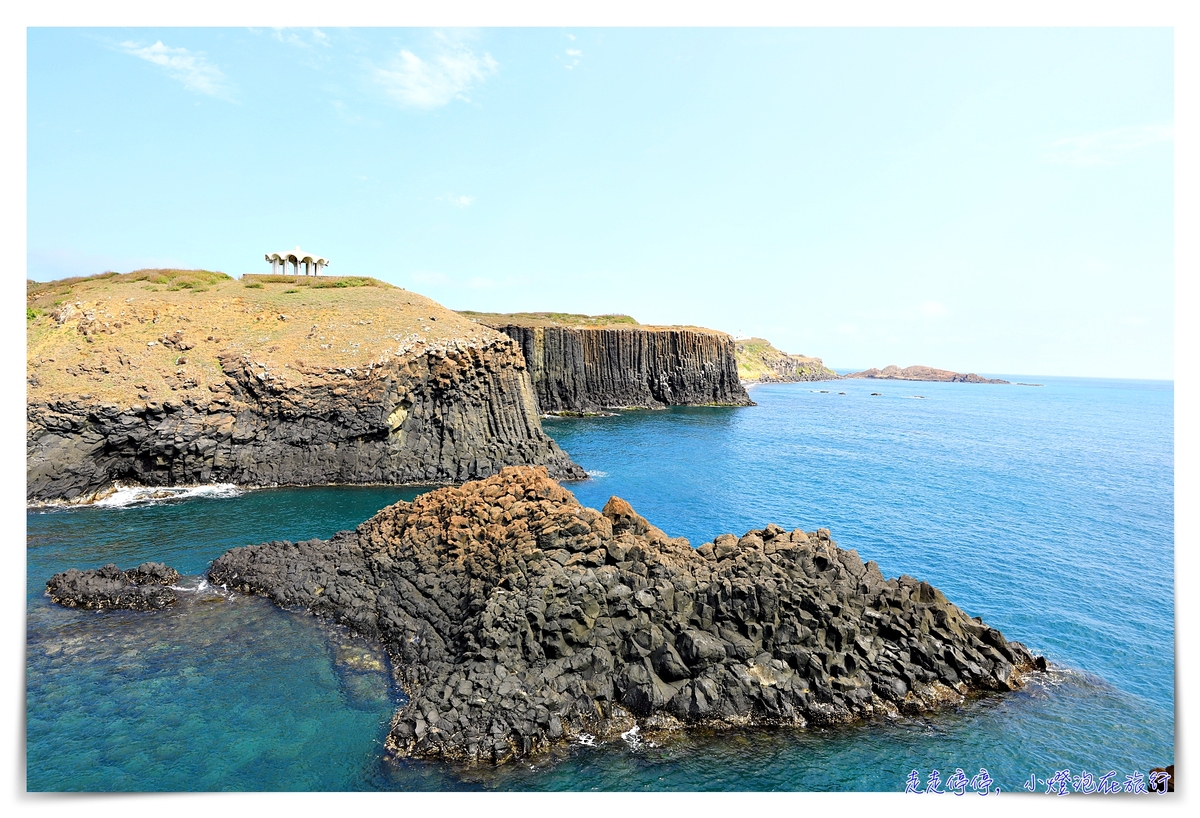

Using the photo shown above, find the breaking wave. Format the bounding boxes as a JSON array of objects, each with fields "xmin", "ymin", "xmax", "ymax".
[{"xmin": 93, "ymin": 483, "xmax": 244, "ymax": 508}]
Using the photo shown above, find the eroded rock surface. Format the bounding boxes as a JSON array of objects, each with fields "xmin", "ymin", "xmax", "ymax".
[
  {"xmin": 28, "ymin": 342, "xmax": 584, "ymax": 503},
  {"xmin": 209, "ymin": 466, "xmax": 1041, "ymax": 764},
  {"xmin": 47, "ymin": 562, "xmax": 180, "ymax": 610}
]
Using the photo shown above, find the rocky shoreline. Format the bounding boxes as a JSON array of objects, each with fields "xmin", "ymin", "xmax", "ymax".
[
  {"xmin": 207, "ymin": 466, "xmax": 1045, "ymax": 765},
  {"xmin": 27, "ymin": 341, "xmax": 585, "ymax": 504}
]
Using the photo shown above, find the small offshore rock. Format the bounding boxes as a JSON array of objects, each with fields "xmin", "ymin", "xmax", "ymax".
[{"xmin": 46, "ymin": 562, "xmax": 180, "ymax": 611}]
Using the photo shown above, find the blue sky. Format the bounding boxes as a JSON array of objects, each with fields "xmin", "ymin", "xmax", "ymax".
[{"xmin": 27, "ymin": 27, "xmax": 1173, "ymax": 378}]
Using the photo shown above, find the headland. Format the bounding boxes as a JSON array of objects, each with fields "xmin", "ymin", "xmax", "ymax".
[
  {"xmin": 735, "ymin": 337, "xmax": 838, "ymax": 383},
  {"xmin": 26, "ymin": 270, "xmax": 584, "ymax": 504}
]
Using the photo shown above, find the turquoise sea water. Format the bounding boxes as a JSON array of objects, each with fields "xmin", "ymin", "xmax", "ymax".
[{"xmin": 25, "ymin": 376, "xmax": 1174, "ymax": 791}]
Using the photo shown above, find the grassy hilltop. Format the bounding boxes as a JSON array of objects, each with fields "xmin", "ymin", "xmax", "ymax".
[
  {"xmin": 458, "ymin": 310, "xmax": 728, "ymax": 335},
  {"xmin": 27, "ymin": 269, "xmax": 504, "ymax": 405},
  {"xmin": 735, "ymin": 337, "xmax": 837, "ymax": 382}
]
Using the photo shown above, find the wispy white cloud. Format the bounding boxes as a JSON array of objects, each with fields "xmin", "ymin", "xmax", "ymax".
[
  {"xmin": 558, "ymin": 43, "xmax": 584, "ymax": 70},
  {"xmin": 438, "ymin": 194, "xmax": 475, "ymax": 208},
  {"xmin": 374, "ymin": 34, "xmax": 498, "ymax": 109},
  {"xmin": 1045, "ymin": 125, "xmax": 1173, "ymax": 166},
  {"xmin": 919, "ymin": 301, "xmax": 947, "ymax": 317},
  {"xmin": 272, "ymin": 28, "xmax": 330, "ymax": 49},
  {"xmin": 118, "ymin": 40, "xmax": 232, "ymax": 99}
]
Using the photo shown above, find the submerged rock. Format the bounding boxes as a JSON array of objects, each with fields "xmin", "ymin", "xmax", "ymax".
[
  {"xmin": 209, "ymin": 466, "xmax": 1043, "ymax": 764},
  {"xmin": 47, "ymin": 562, "xmax": 180, "ymax": 611}
]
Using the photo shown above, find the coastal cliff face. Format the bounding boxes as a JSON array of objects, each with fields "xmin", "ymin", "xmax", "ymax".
[
  {"xmin": 735, "ymin": 337, "xmax": 838, "ymax": 383},
  {"xmin": 462, "ymin": 314, "xmax": 752, "ymax": 413},
  {"xmin": 210, "ymin": 466, "xmax": 1043, "ymax": 765},
  {"xmin": 26, "ymin": 271, "xmax": 584, "ymax": 503}
]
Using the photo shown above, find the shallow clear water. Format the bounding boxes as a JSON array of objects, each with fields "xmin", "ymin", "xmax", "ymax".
[{"xmin": 26, "ymin": 376, "xmax": 1173, "ymax": 791}]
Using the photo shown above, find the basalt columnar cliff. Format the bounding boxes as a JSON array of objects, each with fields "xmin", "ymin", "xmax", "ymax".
[
  {"xmin": 459, "ymin": 312, "xmax": 753, "ymax": 414},
  {"xmin": 734, "ymin": 337, "xmax": 838, "ymax": 383},
  {"xmin": 209, "ymin": 466, "xmax": 1044, "ymax": 765},
  {"xmin": 26, "ymin": 270, "xmax": 584, "ymax": 504}
]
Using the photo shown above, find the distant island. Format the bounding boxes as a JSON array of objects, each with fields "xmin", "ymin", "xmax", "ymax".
[
  {"xmin": 844, "ymin": 365, "xmax": 1009, "ymax": 384},
  {"xmin": 734, "ymin": 338, "xmax": 838, "ymax": 383}
]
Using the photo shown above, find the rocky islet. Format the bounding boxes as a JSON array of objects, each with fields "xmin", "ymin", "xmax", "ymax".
[
  {"xmin": 844, "ymin": 364, "xmax": 1009, "ymax": 384},
  {"xmin": 207, "ymin": 465, "xmax": 1044, "ymax": 765},
  {"xmin": 46, "ymin": 562, "xmax": 181, "ymax": 611}
]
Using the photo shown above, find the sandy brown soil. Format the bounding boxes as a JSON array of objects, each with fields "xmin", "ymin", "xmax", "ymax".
[{"xmin": 27, "ymin": 270, "xmax": 505, "ymax": 405}]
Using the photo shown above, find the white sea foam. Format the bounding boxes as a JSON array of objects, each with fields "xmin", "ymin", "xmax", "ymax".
[
  {"xmin": 586, "ymin": 470, "xmax": 608, "ymax": 478},
  {"xmin": 93, "ymin": 483, "xmax": 243, "ymax": 508},
  {"xmin": 576, "ymin": 732, "xmax": 597, "ymax": 747},
  {"xmin": 620, "ymin": 724, "xmax": 642, "ymax": 749}
]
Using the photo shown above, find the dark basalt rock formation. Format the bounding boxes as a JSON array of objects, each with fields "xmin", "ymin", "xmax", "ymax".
[
  {"xmin": 209, "ymin": 466, "xmax": 1043, "ymax": 764},
  {"xmin": 480, "ymin": 323, "xmax": 753, "ymax": 414},
  {"xmin": 845, "ymin": 365, "xmax": 1009, "ymax": 384},
  {"xmin": 47, "ymin": 562, "xmax": 180, "ymax": 610},
  {"xmin": 27, "ymin": 342, "xmax": 585, "ymax": 503}
]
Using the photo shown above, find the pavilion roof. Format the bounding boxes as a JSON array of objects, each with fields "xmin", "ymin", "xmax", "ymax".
[{"xmin": 265, "ymin": 246, "xmax": 329, "ymax": 264}]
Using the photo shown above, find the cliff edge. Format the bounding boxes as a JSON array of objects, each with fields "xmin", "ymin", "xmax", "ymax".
[
  {"xmin": 210, "ymin": 465, "xmax": 1044, "ymax": 765},
  {"xmin": 461, "ymin": 312, "xmax": 753, "ymax": 414},
  {"xmin": 26, "ymin": 270, "xmax": 584, "ymax": 503}
]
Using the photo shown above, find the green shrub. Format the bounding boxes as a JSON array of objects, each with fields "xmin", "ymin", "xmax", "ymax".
[{"xmin": 244, "ymin": 282, "xmax": 264, "ymax": 289}]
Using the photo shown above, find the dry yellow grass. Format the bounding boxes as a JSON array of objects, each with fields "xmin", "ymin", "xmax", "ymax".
[
  {"xmin": 459, "ymin": 310, "xmax": 729, "ymax": 335},
  {"xmin": 27, "ymin": 270, "xmax": 507, "ymax": 404}
]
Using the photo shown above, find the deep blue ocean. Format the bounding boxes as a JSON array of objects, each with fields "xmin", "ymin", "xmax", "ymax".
[{"xmin": 25, "ymin": 376, "xmax": 1174, "ymax": 791}]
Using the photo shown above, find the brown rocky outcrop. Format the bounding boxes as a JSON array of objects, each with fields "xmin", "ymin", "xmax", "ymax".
[
  {"xmin": 845, "ymin": 365, "xmax": 1009, "ymax": 384},
  {"xmin": 26, "ymin": 271, "xmax": 584, "ymax": 503},
  {"xmin": 209, "ymin": 466, "xmax": 1043, "ymax": 765},
  {"xmin": 463, "ymin": 313, "xmax": 752, "ymax": 413}
]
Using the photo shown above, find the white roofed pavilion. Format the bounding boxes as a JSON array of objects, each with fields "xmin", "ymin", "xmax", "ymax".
[{"xmin": 265, "ymin": 246, "xmax": 329, "ymax": 276}]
